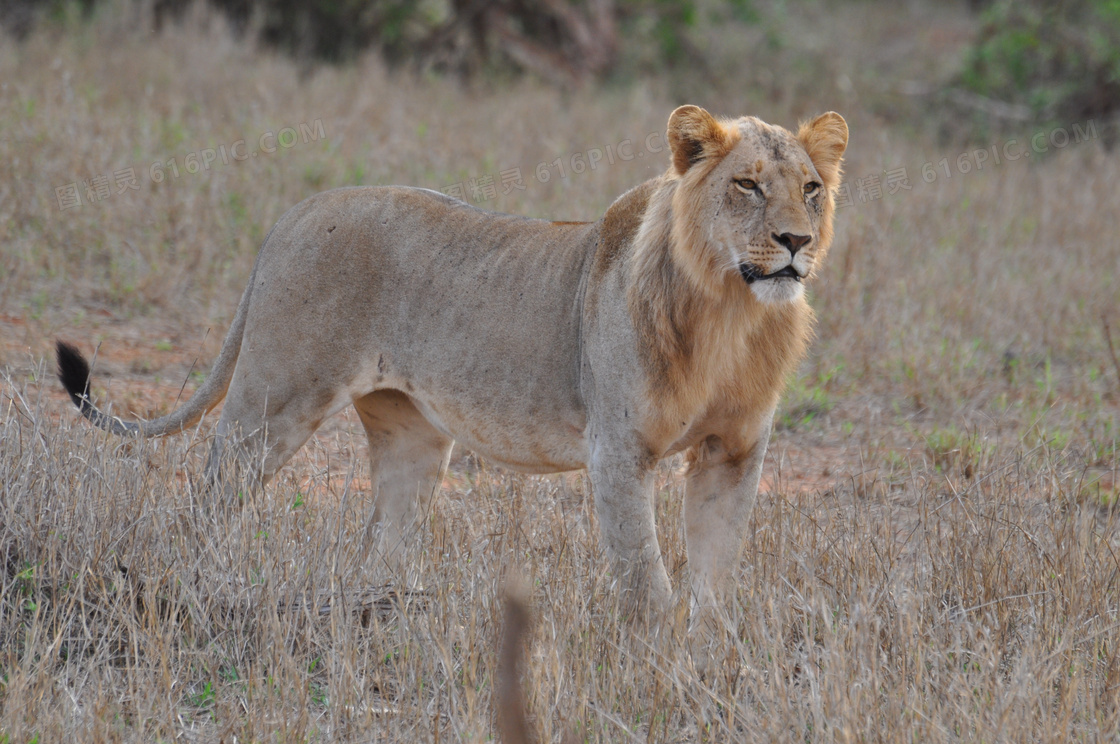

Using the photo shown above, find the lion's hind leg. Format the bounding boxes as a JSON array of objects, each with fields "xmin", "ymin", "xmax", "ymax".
[
  {"xmin": 201, "ymin": 368, "xmax": 339, "ymax": 502},
  {"xmin": 353, "ymin": 390, "xmax": 454, "ymax": 582}
]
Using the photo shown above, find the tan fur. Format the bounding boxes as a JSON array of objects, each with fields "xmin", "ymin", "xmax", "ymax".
[{"xmin": 58, "ymin": 106, "xmax": 847, "ymax": 657}]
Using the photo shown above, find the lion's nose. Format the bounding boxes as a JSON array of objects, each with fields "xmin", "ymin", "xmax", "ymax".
[{"xmin": 773, "ymin": 232, "xmax": 811, "ymax": 255}]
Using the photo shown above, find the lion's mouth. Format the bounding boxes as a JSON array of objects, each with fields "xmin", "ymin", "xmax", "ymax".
[{"xmin": 739, "ymin": 264, "xmax": 802, "ymax": 284}]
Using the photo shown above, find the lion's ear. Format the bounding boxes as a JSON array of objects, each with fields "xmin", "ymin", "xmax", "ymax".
[
  {"xmin": 667, "ymin": 105, "xmax": 735, "ymax": 175},
  {"xmin": 797, "ymin": 112, "xmax": 848, "ymax": 191}
]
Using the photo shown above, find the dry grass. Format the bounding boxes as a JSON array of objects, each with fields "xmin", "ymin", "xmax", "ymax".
[{"xmin": 3, "ymin": 3, "xmax": 1120, "ymax": 742}]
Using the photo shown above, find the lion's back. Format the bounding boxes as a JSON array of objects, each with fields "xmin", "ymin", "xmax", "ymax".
[{"xmin": 246, "ymin": 185, "xmax": 598, "ymax": 470}]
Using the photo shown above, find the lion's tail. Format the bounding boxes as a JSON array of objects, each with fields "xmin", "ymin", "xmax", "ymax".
[{"xmin": 56, "ymin": 266, "xmax": 256, "ymax": 438}]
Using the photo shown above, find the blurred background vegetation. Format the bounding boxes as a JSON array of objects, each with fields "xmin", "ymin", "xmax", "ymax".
[
  {"xmin": 4, "ymin": 0, "xmax": 1118, "ymax": 143},
  {"xmin": 959, "ymin": 0, "xmax": 1120, "ymax": 138}
]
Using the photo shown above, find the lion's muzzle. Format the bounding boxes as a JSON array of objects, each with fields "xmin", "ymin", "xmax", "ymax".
[{"xmin": 738, "ymin": 263, "xmax": 803, "ymax": 285}]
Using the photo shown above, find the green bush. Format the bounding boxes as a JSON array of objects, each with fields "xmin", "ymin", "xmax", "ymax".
[
  {"xmin": 2, "ymin": 0, "xmax": 757, "ymax": 84},
  {"xmin": 961, "ymin": 0, "xmax": 1120, "ymax": 123}
]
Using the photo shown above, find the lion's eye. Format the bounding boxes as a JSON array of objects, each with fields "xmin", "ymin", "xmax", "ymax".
[
  {"xmin": 734, "ymin": 178, "xmax": 759, "ymax": 193},
  {"xmin": 804, "ymin": 181, "xmax": 821, "ymax": 197}
]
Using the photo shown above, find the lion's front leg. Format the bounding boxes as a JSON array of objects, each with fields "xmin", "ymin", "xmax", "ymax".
[
  {"xmin": 587, "ymin": 449, "xmax": 673, "ymax": 624},
  {"xmin": 683, "ymin": 417, "xmax": 771, "ymax": 667}
]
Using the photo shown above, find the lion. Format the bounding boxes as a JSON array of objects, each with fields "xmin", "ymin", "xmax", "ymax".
[{"xmin": 56, "ymin": 105, "xmax": 847, "ymax": 638}]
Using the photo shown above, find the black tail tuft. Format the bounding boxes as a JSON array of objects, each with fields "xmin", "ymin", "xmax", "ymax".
[{"xmin": 56, "ymin": 340, "xmax": 93, "ymax": 410}]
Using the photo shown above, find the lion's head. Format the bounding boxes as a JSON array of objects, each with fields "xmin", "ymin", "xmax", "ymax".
[{"xmin": 665, "ymin": 105, "xmax": 848, "ymax": 305}]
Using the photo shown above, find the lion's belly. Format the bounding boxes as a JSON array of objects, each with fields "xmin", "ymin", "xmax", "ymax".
[{"xmin": 409, "ymin": 392, "xmax": 588, "ymax": 474}]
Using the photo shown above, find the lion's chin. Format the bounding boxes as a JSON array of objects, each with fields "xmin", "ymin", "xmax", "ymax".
[{"xmin": 748, "ymin": 277, "xmax": 805, "ymax": 305}]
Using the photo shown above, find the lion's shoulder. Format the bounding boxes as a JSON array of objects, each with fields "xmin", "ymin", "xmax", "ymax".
[{"xmin": 593, "ymin": 180, "xmax": 658, "ymax": 276}]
